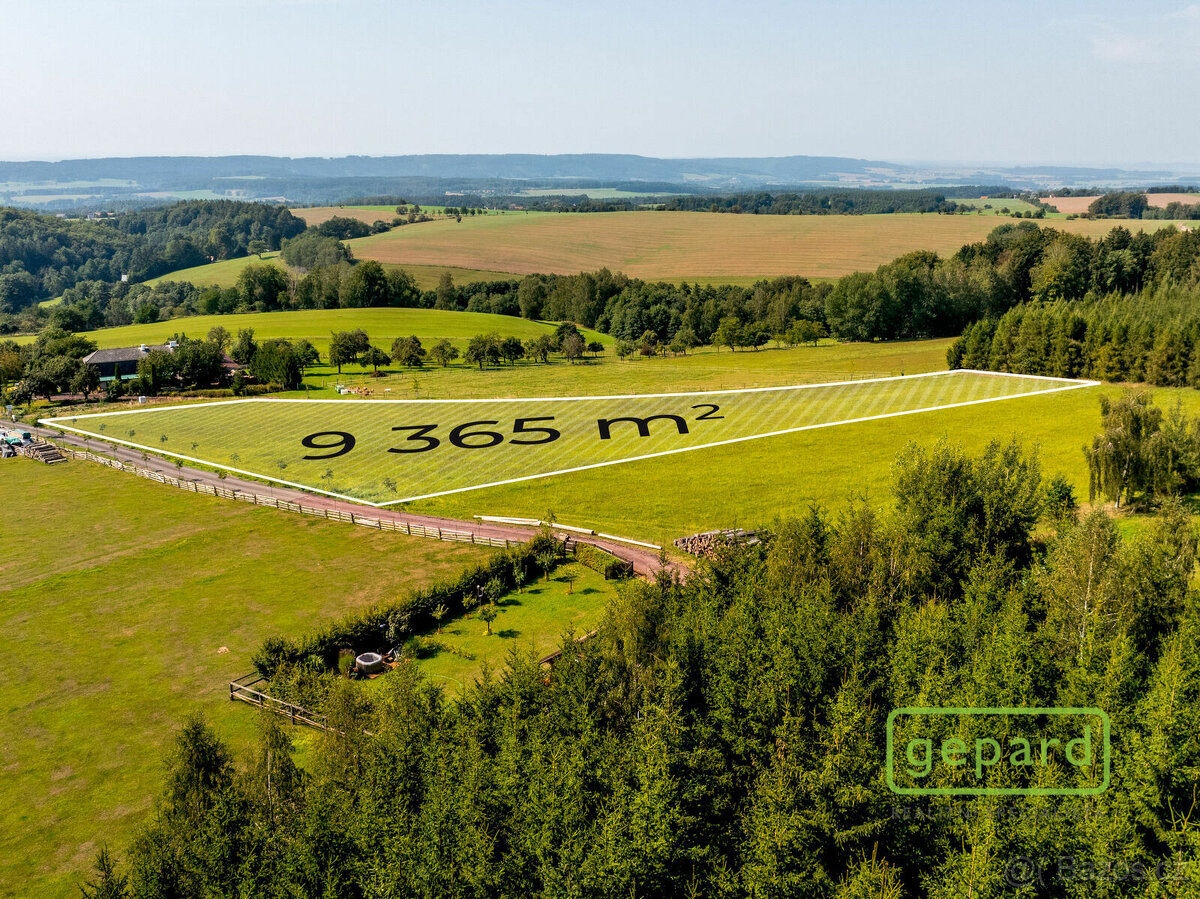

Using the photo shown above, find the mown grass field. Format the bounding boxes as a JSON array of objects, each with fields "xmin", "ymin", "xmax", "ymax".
[
  {"xmin": 344, "ymin": 210, "xmax": 1191, "ymax": 281},
  {"xmin": 46, "ymin": 372, "xmax": 1080, "ymax": 506},
  {"xmin": 415, "ymin": 382, "xmax": 1200, "ymax": 544},
  {"xmin": 15, "ymin": 307, "xmax": 610, "ymax": 356},
  {"xmin": 144, "ymin": 252, "xmax": 518, "ymax": 292},
  {"xmin": 411, "ymin": 560, "xmax": 615, "ymax": 693},
  {"xmin": 0, "ymin": 460, "xmax": 494, "ymax": 899}
]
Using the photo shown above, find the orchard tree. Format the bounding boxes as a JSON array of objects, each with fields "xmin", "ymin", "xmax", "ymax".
[
  {"xmin": 360, "ymin": 346, "xmax": 391, "ymax": 374},
  {"xmin": 428, "ymin": 338, "xmax": 459, "ymax": 367},
  {"xmin": 328, "ymin": 329, "xmax": 369, "ymax": 374},
  {"xmin": 561, "ymin": 333, "xmax": 584, "ymax": 364},
  {"xmin": 391, "ymin": 335, "xmax": 426, "ymax": 368}
]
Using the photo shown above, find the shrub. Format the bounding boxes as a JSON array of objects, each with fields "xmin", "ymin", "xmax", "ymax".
[{"xmin": 575, "ymin": 543, "xmax": 634, "ymax": 579}]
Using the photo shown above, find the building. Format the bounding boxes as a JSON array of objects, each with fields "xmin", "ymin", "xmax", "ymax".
[{"xmin": 81, "ymin": 342, "xmax": 176, "ymax": 382}]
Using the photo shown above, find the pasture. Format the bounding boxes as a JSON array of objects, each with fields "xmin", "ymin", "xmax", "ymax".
[
  {"xmin": 15, "ymin": 307, "xmax": 609, "ymax": 356},
  {"xmin": 949, "ymin": 196, "xmax": 1044, "ymax": 215},
  {"xmin": 344, "ymin": 210, "xmax": 1191, "ymax": 281},
  {"xmin": 0, "ymin": 460, "xmax": 493, "ymax": 899},
  {"xmin": 44, "ymin": 371, "xmax": 1090, "ymax": 507}
]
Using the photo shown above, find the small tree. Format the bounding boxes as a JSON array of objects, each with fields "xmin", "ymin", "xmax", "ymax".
[
  {"xmin": 432, "ymin": 603, "xmax": 448, "ymax": 634},
  {"xmin": 561, "ymin": 333, "xmax": 585, "ymax": 364},
  {"xmin": 360, "ymin": 346, "xmax": 391, "ymax": 374},
  {"xmin": 479, "ymin": 604, "xmax": 498, "ymax": 636},
  {"xmin": 536, "ymin": 549, "xmax": 557, "ymax": 582},
  {"xmin": 429, "ymin": 338, "xmax": 459, "ymax": 367},
  {"xmin": 484, "ymin": 576, "xmax": 504, "ymax": 606},
  {"xmin": 78, "ymin": 846, "xmax": 128, "ymax": 899},
  {"xmin": 511, "ymin": 558, "xmax": 526, "ymax": 593},
  {"xmin": 391, "ymin": 335, "xmax": 426, "ymax": 368},
  {"xmin": 561, "ymin": 568, "xmax": 578, "ymax": 595},
  {"xmin": 248, "ymin": 239, "xmax": 269, "ymax": 258},
  {"xmin": 587, "ymin": 340, "xmax": 605, "ymax": 357}
]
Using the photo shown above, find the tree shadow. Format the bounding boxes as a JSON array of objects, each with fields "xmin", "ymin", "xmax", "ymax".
[
  {"xmin": 499, "ymin": 597, "xmax": 523, "ymax": 607},
  {"xmin": 497, "ymin": 629, "xmax": 521, "ymax": 639}
]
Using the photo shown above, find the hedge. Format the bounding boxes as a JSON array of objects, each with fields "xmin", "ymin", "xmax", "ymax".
[
  {"xmin": 253, "ymin": 532, "xmax": 562, "ymax": 678},
  {"xmin": 575, "ymin": 543, "xmax": 634, "ymax": 580}
]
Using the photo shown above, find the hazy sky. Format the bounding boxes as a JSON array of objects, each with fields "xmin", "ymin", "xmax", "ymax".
[{"xmin": 3, "ymin": 0, "xmax": 1199, "ymax": 165}]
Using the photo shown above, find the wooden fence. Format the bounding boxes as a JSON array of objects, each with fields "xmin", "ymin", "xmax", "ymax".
[
  {"xmin": 229, "ymin": 674, "xmax": 334, "ymax": 732},
  {"xmin": 61, "ymin": 448, "xmax": 515, "ymax": 549}
]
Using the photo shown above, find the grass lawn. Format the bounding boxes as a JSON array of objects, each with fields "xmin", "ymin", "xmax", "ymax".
[
  {"xmin": 0, "ymin": 460, "xmax": 493, "ymax": 899},
  {"xmin": 344, "ymin": 210, "xmax": 1192, "ymax": 282},
  {"xmin": 411, "ymin": 561, "xmax": 616, "ymax": 693},
  {"xmin": 46, "ymin": 371, "xmax": 1079, "ymax": 507},
  {"xmin": 416, "ymin": 383, "xmax": 1200, "ymax": 544},
  {"xmin": 13, "ymin": 307, "xmax": 610, "ymax": 356}
]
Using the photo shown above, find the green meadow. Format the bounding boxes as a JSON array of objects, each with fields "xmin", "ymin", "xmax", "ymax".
[
  {"xmin": 45, "ymin": 371, "xmax": 1077, "ymax": 506},
  {"xmin": 17, "ymin": 307, "xmax": 611, "ymax": 356},
  {"xmin": 417, "ymin": 381, "xmax": 1200, "ymax": 544},
  {"xmin": 0, "ymin": 460, "xmax": 495, "ymax": 899}
]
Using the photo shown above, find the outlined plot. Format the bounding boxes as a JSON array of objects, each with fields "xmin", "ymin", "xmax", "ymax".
[{"xmin": 42, "ymin": 370, "xmax": 1098, "ymax": 507}]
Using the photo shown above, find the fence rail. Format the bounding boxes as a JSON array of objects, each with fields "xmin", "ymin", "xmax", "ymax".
[
  {"xmin": 60, "ymin": 448, "xmax": 515, "ymax": 549},
  {"xmin": 229, "ymin": 674, "xmax": 332, "ymax": 732}
]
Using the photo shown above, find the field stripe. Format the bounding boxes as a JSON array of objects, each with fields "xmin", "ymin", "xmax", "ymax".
[
  {"xmin": 372, "ymin": 378, "xmax": 1096, "ymax": 504},
  {"xmin": 41, "ymin": 371, "xmax": 1098, "ymax": 508}
]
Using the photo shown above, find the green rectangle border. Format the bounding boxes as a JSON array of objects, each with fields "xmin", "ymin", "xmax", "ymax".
[{"xmin": 886, "ymin": 707, "xmax": 1111, "ymax": 796}]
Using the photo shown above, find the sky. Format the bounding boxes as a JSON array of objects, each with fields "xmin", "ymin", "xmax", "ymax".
[{"xmin": 2, "ymin": 0, "xmax": 1199, "ymax": 166}]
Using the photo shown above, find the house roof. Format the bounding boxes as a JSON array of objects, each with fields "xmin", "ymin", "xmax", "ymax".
[{"xmin": 83, "ymin": 345, "xmax": 169, "ymax": 365}]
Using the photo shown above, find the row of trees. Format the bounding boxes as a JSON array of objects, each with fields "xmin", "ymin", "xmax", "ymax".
[
  {"xmin": 85, "ymin": 435, "xmax": 1200, "ymax": 897},
  {"xmin": 324, "ymin": 323, "xmax": 599, "ymax": 374}
]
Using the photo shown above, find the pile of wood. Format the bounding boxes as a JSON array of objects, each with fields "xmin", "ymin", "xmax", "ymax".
[
  {"xmin": 17, "ymin": 441, "xmax": 67, "ymax": 464},
  {"xmin": 673, "ymin": 528, "xmax": 760, "ymax": 558}
]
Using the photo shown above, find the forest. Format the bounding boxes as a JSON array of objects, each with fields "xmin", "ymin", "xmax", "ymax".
[
  {"xmin": 0, "ymin": 202, "xmax": 305, "ymax": 316},
  {"xmin": 79, "ymin": 433, "xmax": 1200, "ymax": 898}
]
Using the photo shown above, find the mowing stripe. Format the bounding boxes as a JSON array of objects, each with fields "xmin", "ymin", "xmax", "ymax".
[{"xmin": 41, "ymin": 370, "xmax": 1098, "ymax": 507}]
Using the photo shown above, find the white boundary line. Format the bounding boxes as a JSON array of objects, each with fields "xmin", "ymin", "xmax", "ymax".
[{"xmin": 41, "ymin": 370, "xmax": 1099, "ymax": 508}]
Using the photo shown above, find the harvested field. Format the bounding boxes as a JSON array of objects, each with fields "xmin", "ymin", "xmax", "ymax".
[
  {"xmin": 345, "ymin": 210, "xmax": 1186, "ymax": 281},
  {"xmin": 1042, "ymin": 192, "xmax": 1200, "ymax": 214}
]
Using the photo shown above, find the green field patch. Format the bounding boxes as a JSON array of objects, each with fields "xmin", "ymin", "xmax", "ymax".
[{"xmin": 43, "ymin": 371, "xmax": 1094, "ymax": 506}]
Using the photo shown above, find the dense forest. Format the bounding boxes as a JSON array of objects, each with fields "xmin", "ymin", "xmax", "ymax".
[
  {"xmin": 81, "ymin": 433, "xmax": 1200, "ymax": 898},
  {"xmin": 0, "ymin": 202, "xmax": 305, "ymax": 315}
]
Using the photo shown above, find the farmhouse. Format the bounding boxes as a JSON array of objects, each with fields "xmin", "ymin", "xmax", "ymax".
[{"xmin": 81, "ymin": 341, "xmax": 176, "ymax": 382}]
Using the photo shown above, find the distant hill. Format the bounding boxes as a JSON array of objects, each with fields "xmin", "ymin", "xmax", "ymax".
[{"xmin": 2, "ymin": 154, "xmax": 1198, "ymax": 211}]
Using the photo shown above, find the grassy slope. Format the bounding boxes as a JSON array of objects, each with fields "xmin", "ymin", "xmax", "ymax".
[
  {"xmin": 15, "ymin": 308, "xmax": 611, "ymax": 355},
  {"xmin": 345, "ymin": 210, "xmax": 1191, "ymax": 281},
  {"xmin": 0, "ymin": 461, "xmax": 492, "ymax": 899},
  {"xmin": 144, "ymin": 252, "xmax": 518, "ymax": 292}
]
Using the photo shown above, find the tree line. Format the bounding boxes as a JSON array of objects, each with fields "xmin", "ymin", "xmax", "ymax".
[{"xmin": 77, "ymin": 433, "xmax": 1200, "ymax": 897}]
